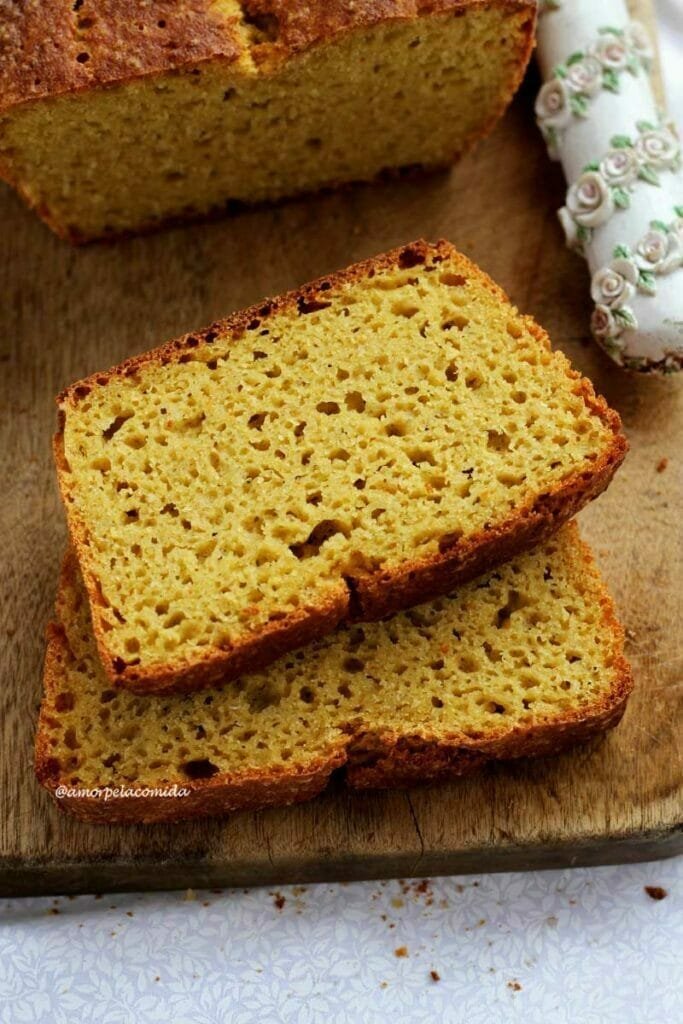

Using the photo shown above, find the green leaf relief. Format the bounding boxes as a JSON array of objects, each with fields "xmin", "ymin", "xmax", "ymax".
[
  {"xmin": 638, "ymin": 271, "xmax": 656, "ymax": 296},
  {"xmin": 583, "ymin": 161, "xmax": 600, "ymax": 172},
  {"xmin": 602, "ymin": 69, "xmax": 620, "ymax": 93},
  {"xmin": 566, "ymin": 51, "xmax": 585, "ymax": 66},
  {"xmin": 650, "ymin": 219, "xmax": 669, "ymax": 233},
  {"xmin": 610, "ymin": 135, "xmax": 632, "ymax": 149},
  {"xmin": 614, "ymin": 307, "xmax": 638, "ymax": 329},
  {"xmin": 554, "ymin": 64, "xmax": 567, "ymax": 79},
  {"xmin": 613, "ymin": 188, "xmax": 630, "ymax": 210},
  {"xmin": 613, "ymin": 244, "xmax": 631, "ymax": 259},
  {"xmin": 674, "ymin": 205, "xmax": 683, "ymax": 219},
  {"xmin": 598, "ymin": 25, "xmax": 624, "ymax": 36},
  {"xmin": 570, "ymin": 93, "xmax": 589, "ymax": 117},
  {"xmin": 638, "ymin": 164, "xmax": 660, "ymax": 186},
  {"xmin": 636, "ymin": 120, "xmax": 656, "ymax": 133}
]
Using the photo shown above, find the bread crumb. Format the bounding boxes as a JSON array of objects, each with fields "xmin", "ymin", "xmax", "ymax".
[
  {"xmin": 430, "ymin": 970, "xmax": 441, "ymax": 983},
  {"xmin": 273, "ymin": 893, "xmax": 286, "ymax": 910},
  {"xmin": 546, "ymin": 915, "xmax": 558, "ymax": 927},
  {"xmin": 394, "ymin": 946, "xmax": 409, "ymax": 958},
  {"xmin": 645, "ymin": 886, "xmax": 667, "ymax": 901},
  {"xmin": 656, "ymin": 458, "xmax": 668, "ymax": 473},
  {"xmin": 183, "ymin": 888, "xmax": 196, "ymax": 901},
  {"xmin": 391, "ymin": 897, "xmax": 404, "ymax": 909},
  {"xmin": 507, "ymin": 980, "xmax": 522, "ymax": 992},
  {"xmin": 380, "ymin": 981, "xmax": 388, "ymax": 989}
]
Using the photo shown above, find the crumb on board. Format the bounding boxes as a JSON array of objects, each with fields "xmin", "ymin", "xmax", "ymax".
[
  {"xmin": 507, "ymin": 980, "xmax": 522, "ymax": 992},
  {"xmin": 645, "ymin": 886, "xmax": 667, "ymax": 901},
  {"xmin": 394, "ymin": 946, "xmax": 409, "ymax": 958},
  {"xmin": 380, "ymin": 981, "xmax": 388, "ymax": 989},
  {"xmin": 656, "ymin": 458, "xmax": 668, "ymax": 473},
  {"xmin": 430, "ymin": 970, "xmax": 441, "ymax": 983},
  {"xmin": 272, "ymin": 893, "xmax": 286, "ymax": 911},
  {"xmin": 183, "ymin": 889, "xmax": 196, "ymax": 902}
]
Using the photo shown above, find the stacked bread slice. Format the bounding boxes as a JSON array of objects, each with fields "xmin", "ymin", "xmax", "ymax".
[{"xmin": 37, "ymin": 241, "xmax": 631, "ymax": 823}]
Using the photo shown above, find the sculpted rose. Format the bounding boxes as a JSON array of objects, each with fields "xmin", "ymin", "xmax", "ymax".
[
  {"xmin": 591, "ymin": 304, "xmax": 617, "ymax": 340},
  {"xmin": 635, "ymin": 128, "xmax": 680, "ymax": 170},
  {"xmin": 626, "ymin": 21, "xmax": 654, "ymax": 65},
  {"xmin": 535, "ymin": 78, "xmax": 572, "ymax": 129},
  {"xmin": 565, "ymin": 56, "xmax": 603, "ymax": 97},
  {"xmin": 591, "ymin": 32, "xmax": 629, "ymax": 71},
  {"xmin": 591, "ymin": 258, "xmax": 638, "ymax": 307},
  {"xmin": 600, "ymin": 148, "xmax": 638, "ymax": 187},
  {"xmin": 566, "ymin": 171, "xmax": 614, "ymax": 227},
  {"xmin": 637, "ymin": 228, "xmax": 681, "ymax": 274}
]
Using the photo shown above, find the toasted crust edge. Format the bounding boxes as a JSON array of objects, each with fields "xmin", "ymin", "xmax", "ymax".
[
  {"xmin": 35, "ymin": 525, "xmax": 633, "ymax": 824},
  {"xmin": 54, "ymin": 240, "xmax": 628, "ymax": 694}
]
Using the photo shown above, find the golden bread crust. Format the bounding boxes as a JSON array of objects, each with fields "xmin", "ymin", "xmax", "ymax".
[
  {"xmin": 54, "ymin": 240, "xmax": 628, "ymax": 694},
  {"xmin": 35, "ymin": 525, "xmax": 633, "ymax": 824},
  {"xmin": 0, "ymin": 0, "xmax": 535, "ymax": 113}
]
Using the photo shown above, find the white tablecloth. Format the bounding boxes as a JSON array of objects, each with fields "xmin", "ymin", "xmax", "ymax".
[
  {"xmin": 3, "ymin": 7, "xmax": 682, "ymax": 1022},
  {"xmin": 2, "ymin": 860, "xmax": 681, "ymax": 1023}
]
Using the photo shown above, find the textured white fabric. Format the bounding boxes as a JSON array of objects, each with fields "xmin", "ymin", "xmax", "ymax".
[{"xmin": 1, "ymin": 860, "xmax": 681, "ymax": 1023}]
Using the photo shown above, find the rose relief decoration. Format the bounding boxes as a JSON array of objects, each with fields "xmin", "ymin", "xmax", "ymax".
[
  {"xmin": 559, "ymin": 121, "xmax": 681, "ymax": 252},
  {"xmin": 535, "ymin": 2, "xmax": 683, "ymax": 373},
  {"xmin": 535, "ymin": 25, "xmax": 654, "ymax": 158},
  {"xmin": 589, "ymin": 209, "xmax": 683, "ymax": 370}
]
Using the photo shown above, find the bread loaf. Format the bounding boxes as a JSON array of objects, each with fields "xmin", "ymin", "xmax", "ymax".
[
  {"xmin": 36, "ymin": 525, "xmax": 632, "ymax": 824},
  {"xmin": 0, "ymin": 0, "xmax": 535, "ymax": 241},
  {"xmin": 54, "ymin": 241, "xmax": 627, "ymax": 694}
]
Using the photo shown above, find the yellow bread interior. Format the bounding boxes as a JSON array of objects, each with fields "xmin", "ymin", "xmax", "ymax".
[
  {"xmin": 57, "ymin": 243, "xmax": 621, "ymax": 680},
  {"xmin": 0, "ymin": 3, "xmax": 533, "ymax": 239},
  {"xmin": 38, "ymin": 525, "xmax": 629, "ymax": 793}
]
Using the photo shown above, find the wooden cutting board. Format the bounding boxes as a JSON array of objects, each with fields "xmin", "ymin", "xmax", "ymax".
[{"xmin": 1, "ymin": 2, "xmax": 680, "ymax": 897}]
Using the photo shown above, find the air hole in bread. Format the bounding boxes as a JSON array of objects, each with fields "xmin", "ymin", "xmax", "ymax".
[{"xmin": 182, "ymin": 758, "xmax": 219, "ymax": 779}]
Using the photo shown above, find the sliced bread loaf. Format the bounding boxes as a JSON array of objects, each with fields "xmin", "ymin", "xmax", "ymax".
[
  {"xmin": 36, "ymin": 524, "xmax": 632, "ymax": 824},
  {"xmin": 55, "ymin": 241, "xmax": 627, "ymax": 694},
  {"xmin": 0, "ymin": 1, "xmax": 535, "ymax": 241}
]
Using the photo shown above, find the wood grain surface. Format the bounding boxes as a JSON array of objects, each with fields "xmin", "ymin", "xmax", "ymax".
[{"xmin": 1, "ymin": 0, "xmax": 680, "ymax": 897}]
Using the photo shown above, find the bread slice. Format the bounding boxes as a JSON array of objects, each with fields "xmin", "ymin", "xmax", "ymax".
[
  {"xmin": 36, "ymin": 524, "xmax": 633, "ymax": 824},
  {"xmin": 54, "ymin": 241, "xmax": 627, "ymax": 694},
  {"xmin": 0, "ymin": 1, "xmax": 535, "ymax": 242}
]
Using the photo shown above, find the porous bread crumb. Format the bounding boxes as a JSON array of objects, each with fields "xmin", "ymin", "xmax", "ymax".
[
  {"xmin": 0, "ymin": 2, "xmax": 535, "ymax": 240},
  {"xmin": 36, "ymin": 524, "xmax": 632, "ymax": 822},
  {"xmin": 55, "ymin": 242, "xmax": 625, "ymax": 693}
]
